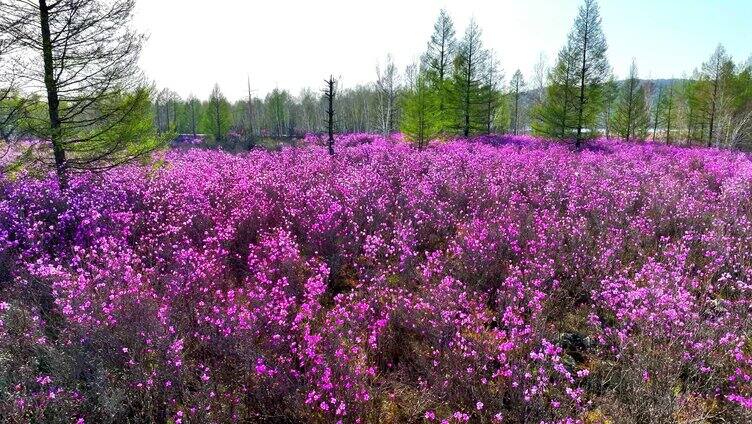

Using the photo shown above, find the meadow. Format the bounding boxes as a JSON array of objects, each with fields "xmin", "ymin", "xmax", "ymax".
[{"xmin": 2, "ymin": 134, "xmax": 752, "ymax": 423}]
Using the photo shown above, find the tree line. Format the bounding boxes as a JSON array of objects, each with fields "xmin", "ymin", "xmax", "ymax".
[
  {"xmin": 149, "ymin": 55, "xmax": 408, "ymax": 150},
  {"xmin": 407, "ymin": 1, "xmax": 752, "ymax": 148},
  {"xmin": 147, "ymin": 0, "xmax": 752, "ymax": 151}
]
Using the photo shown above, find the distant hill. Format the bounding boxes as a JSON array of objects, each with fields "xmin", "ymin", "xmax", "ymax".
[
  {"xmin": 521, "ymin": 78, "xmax": 688, "ymax": 101},
  {"xmin": 638, "ymin": 79, "xmax": 688, "ymax": 101},
  {"xmin": 639, "ymin": 78, "xmax": 688, "ymax": 91}
]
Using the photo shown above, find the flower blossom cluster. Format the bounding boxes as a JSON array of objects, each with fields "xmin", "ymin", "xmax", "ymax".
[{"xmin": 1, "ymin": 134, "xmax": 752, "ymax": 422}]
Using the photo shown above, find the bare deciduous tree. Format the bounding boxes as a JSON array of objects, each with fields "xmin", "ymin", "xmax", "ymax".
[
  {"xmin": 375, "ymin": 55, "xmax": 399, "ymax": 137},
  {"xmin": 299, "ymin": 88, "xmax": 322, "ymax": 133},
  {"xmin": 155, "ymin": 88, "xmax": 179, "ymax": 133},
  {"xmin": 701, "ymin": 45, "xmax": 731, "ymax": 146},
  {"xmin": 482, "ymin": 55, "xmax": 502, "ymax": 135},
  {"xmin": 532, "ymin": 53, "xmax": 548, "ymax": 106},
  {"xmin": 510, "ymin": 69, "xmax": 526, "ymax": 135}
]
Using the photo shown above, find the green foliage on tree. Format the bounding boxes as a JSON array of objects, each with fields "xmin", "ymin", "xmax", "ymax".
[
  {"xmin": 533, "ymin": 0, "xmax": 610, "ymax": 145},
  {"xmin": 201, "ymin": 84, "xmax": 232, "ymax": 145},
  {"xmin": 423, "ymin": 9, "xmax": 457, "ymax": 135},
  {"xmin": 658, "ymin": 84, "xmax": 679, "ymax": 144},
  {"xmin": 678, "ymin": 78, "xmax": 702, "ymax": 142},
  {"xmin": 448, "ymin": 19, "xmax": 489, "ymax": 137},
  {"xmin": 570, "ymin": 0, "xmax": 610, "ymax": 144},
  {"xmin": 0, "ymin": 89, "xmax": 26, "ymax": 141},
  {"xmin": 264, "ymin": 89, "xmax": 292, "ymax": 137},
  {"xmin": 173, "ymin": 94, "xmax": 201, "ymax": 136},
  {"xmin": 494, "ymin": 93, "xmax": 511, "ymax": 135},
  {"xmin": 94, "ymin": 88, "xmax": 163, "ymax": 166},
  {"xmin": 0, "ymin": 0, "xmax": 161, "ymax": 187},
  {"xmin": 612, "ymin": 61, "xmax": 649, "ymax": 140},
  {"xmin": 699, "ymin": 45, "xmax": 732, "ymax": 146},
  {"xmin": 600, "ymin": 77, "xmax": 619, "ymax": 139},
  {"xmin": 532, "ymin": 42, "xmax": 579, "ymax": 139},
  {"xmin": 401, "ymin": 72, "xmax": 437, "ymax": 148}
]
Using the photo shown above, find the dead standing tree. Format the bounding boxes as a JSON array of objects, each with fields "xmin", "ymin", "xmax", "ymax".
[{"xmin": 323, "ymin": 75, "xmax": 336, "ymax": 155}]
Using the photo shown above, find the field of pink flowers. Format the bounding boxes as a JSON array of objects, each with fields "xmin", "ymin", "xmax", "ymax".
[{"xmin": 2, "ymin": 134, "xmax": 752, "ymax": 423}]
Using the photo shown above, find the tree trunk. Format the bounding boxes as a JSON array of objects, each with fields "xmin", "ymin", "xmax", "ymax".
[
  {"xmin": 214, "ymin": 102, "xmax": 221, "ymax": 142},
  {"xmin": 652, "ymin": 91, "xmax": 660, "ymax": 142},
  {"xmin": 708, "ymin": 74, "xmax": 719, "ymax": 147},
  {"xmin": 575, "ymin": 9, "xmax": 590, "ymax": 148},
  {"xmin": 325, "ymin": 76, "xmax": 335, "ymax": 155},
  {"xmin": 464, "ymin": 59, "xmax": 471, "ymax": 137},
  {"xmin": 561, "ymin": 57, "xmax": 572, "ymax": 140},
  {"xmin": 605, "ymin": 101, "xmax": 612, "ymax": 140},
  {"xmin": 513, "ymin": 84, "xmax": 520, "ymax": 135},
  {"xmin": 155, "ymin": 101, "xmax": 162, "ymax": 134},
  {"xmin": 190, "ymin": 103, "xmax": 196, "ymax": 136},
  {"xmin": 39, "ymin": 0, "xmax": 68, "ymax": 189},
  {"xmin": 247, "ymin": 77, "xmax": 255, "ymax": 149},
  {"xmin": 626, "ymin": 82, "xmax": 634, "ymax": 140},
  {"xmin": 666, "ymin": 97, "xmax": 672, "ymax": 144}
]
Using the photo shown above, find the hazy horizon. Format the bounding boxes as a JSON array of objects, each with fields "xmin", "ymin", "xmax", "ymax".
[{"xmin": 133, "ymin": 0, "xmax": 752, "ymax": 101}]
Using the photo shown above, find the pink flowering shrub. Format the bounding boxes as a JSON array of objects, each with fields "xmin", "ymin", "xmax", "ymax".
[{"xmin": 1, "ymin": 134, "xmax": 752, "ymax": 422}]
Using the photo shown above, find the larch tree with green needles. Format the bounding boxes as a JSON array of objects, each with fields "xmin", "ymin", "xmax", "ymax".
[
  {"xmin": 612, "ymin": 61, "xmax": 649, "ymax": 140},
  {"xmin": 203, "ymin": 84, "xmax": 232, "ymax": 144},
  {"xmin": 699, "ymin": 45, "xmax": 732, "ymax": 146},
  {"xmin": 401, "ymin": 71, "xmax": 437, "ymax": 148},
  {"xmin": 0, "ymin": 36, "xmax": 25, "ymax": 143},
  {"xmin": 0, "ymin": 0, "xmax": 159, "ymax": 189},
  {"xmin": 533, "ymin": 41, "xmax": 579, "ymax": 139},
  {"xmin": 570, "ymin": 0, "xmax": 610, "ymax": 145},
  {"xmin": 659, "ymin": 83, "xmax": 679, "ymax": 144},
  {"xmin": 534, "ymin": 0, "xmax": 610, "ymax": 146},
  {"xmin": 600, "ymin": 77, "xmax": 619, "ymax": 139},
  {"xmin": 450, "ymin": 19, "xmax": 489, "ymax": 137},
  {"xmin": 422, "ymin": 9, "xmax": 457, "ymax": 134}
]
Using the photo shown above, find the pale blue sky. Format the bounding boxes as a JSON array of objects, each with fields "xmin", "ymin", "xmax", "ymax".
[{"xmin": 134, "ymin": 0, "xmax": 752, "ymax": 100}]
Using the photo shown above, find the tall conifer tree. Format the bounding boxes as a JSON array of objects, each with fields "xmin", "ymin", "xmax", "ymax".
[
  {"xmin": 402, "ymin": 71, "xmax": 437, "ymax": 148},
  {"xmin": 450, "ymin": 19, "xmax": 488, "ymax": 137},
  {"xmin": 533, "ymin": 0, "xmax": 610, "ymax": 145},
  {"xmin": 533, "ymin": 42, "xmax": 579, "ymax": 139},
  {"xmin": 422, "ymin": 9, "xmax": 457, "ymax": 133},
  {"xmin": 612, "ymin": 61, "xmax": 649, "ymax": 140}
]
